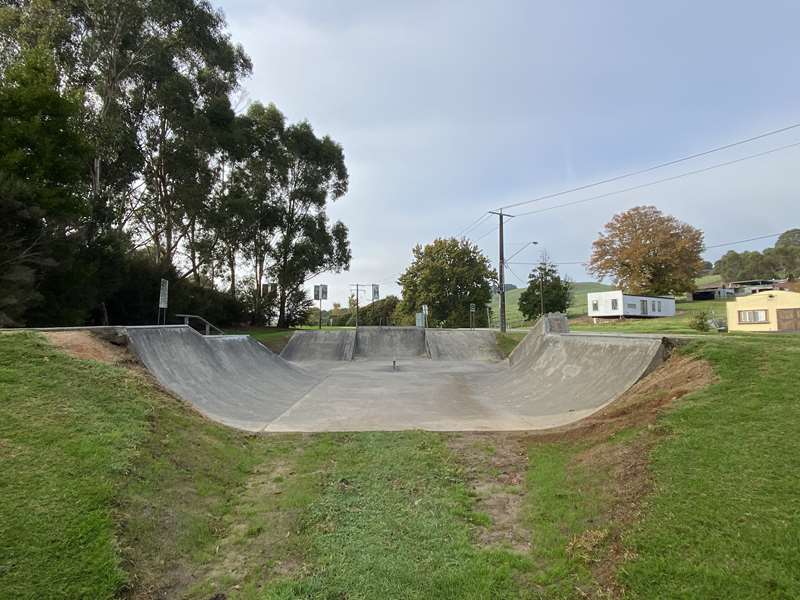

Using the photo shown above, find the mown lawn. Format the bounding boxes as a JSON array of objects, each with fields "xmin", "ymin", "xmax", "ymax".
[{"xmin": 1, "ymin": 331, "xmax": 799, "ymax": 598}]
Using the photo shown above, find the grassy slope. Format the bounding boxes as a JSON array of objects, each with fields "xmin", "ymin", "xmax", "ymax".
[
  {"xmin": 621, "ymin": 336, "xmax": 800, "ymax": 597},
  {"xmin": 2, "ymin": 332, "xmax": 799, "ymax": 598}
]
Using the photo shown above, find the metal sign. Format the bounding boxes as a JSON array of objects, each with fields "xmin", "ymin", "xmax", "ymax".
[
  {"xmin": 372, "ymin": 284, "xmax": 380, "ymax": 301},
  {"xmin": 469, "ymin": 303, "xmax": 476, "ymax": 313},
  {"xmin": 158, "ymin": 279, "xmax": 169, "ymax": 309},
  {"xmin": 314, "ymin": 285, "xmax": 328, "ymax": 301}
]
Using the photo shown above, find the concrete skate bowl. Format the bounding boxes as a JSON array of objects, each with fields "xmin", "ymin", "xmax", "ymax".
[{"xmin": 125, "ymin": 320, "xmax": 666, "ymax": 433}]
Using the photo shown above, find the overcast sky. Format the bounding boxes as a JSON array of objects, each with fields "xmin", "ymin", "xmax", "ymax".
[{"xmin": 218, "ymin": 0, "xmax": 800, "ymax": 305}]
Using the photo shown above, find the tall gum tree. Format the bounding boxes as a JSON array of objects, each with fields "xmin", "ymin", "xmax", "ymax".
[{"xmin": 231, "ymin": 102, "xmax": 351, "ymax": 327}]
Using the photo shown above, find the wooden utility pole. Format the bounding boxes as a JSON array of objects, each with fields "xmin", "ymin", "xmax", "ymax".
[{"xmin": 489, "ymin": 210, "xmax": 513, "ymax": 332}]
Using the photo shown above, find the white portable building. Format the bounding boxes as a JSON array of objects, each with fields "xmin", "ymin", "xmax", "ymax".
[{"xmin": 587, "ymin": 290, "xmax": 676, "ymax": 318}]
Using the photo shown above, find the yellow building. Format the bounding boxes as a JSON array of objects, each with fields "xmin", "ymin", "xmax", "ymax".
[{"xmin": 726, "ymin": 290, "xmax": 800, "ymax": 332}]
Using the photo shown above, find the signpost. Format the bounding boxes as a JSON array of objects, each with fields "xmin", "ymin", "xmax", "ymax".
[
  {"xmin": 314, "ymin": 284, "xmax": 328, "ymax": 329},
  {"xmin": 158, "ymin": 278, "xmax": 168, "ymax": 325},
  {"xmin": 469, "ymin": 302, "xmax": 476, "ymax": 329},
  {"xmin": 372, "ymin": 284, "xmax": 380, "ymax": 301}
]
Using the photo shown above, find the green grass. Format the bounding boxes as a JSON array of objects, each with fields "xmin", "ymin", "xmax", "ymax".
[
  {"xmin": 3, "ymin": 331, "xmax": 800, "ymax": 598},
  {"xmin": 229, "ymin": 325, "xmax": 352, "ymax": 352},
  {"xmin": 620, "ymin": 336, "xmax": 800, "ymax": 597},
  {"xmin": 495, "ymin": 332, "xmax": 527, "ymax": 357}
]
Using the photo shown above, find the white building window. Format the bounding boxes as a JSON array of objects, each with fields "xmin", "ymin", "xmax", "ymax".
[
  {"xmin": 738, "ymin": 310, "xmax": 768, "ymax": 324},
  {"xmin": 651, "ymin": 300, "xmax": 656, "ymax": 311},
  {"xmin": 657, "ymin": 301, "xmax": 662, "ymax": 312},
  {"xmin": 611, "ymin": 299, "xmax": 618, "ymax": 310},
  {"xmin": 592, "ymin": 300, "xmax": 599, "ymax": 312}
]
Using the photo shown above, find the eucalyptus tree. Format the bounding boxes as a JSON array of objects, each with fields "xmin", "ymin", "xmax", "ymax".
[{"xmin": 231, "ymin": 102, "xmax": 351, "ymax": 326}]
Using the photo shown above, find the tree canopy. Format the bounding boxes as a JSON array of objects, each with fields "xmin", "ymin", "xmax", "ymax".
[
  {"xmin": 588, "ymin": 206, "xmax": 704, "ymax": 295},
  {"xmin": 0, "ymin": 1, "xmax": 351, "ymax": 327},
  {"xmin": 713, "ymin": 231, "xmax": 800, "ymax": 281},
  {"xmin": 397, "ymin": 238, "xmax": 496, "ymax": 327},
  {"xmin": 518, "ymin": 258, "xmax": 572, "ymax": 321}
]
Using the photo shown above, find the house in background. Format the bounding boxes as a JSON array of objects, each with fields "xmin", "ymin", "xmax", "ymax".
[
  {"xmin": 726, "ymin": 290, "xmax": 800, "ymax": 332},
  {"xmin": 690, "ymin": 279, "xmax": 788, "ymax": 301},
  {"xmin": 587, "ymin": 290, "xmax": 676, "ymax": 319}
]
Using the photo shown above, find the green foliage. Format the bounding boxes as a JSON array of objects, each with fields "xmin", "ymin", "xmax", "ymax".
[
  {"xmin": 0, "ymin": 2, "xmax": 353, "ymax": 328},
  {"xmin": 232, "ymin": 102, "xmax": 351, "ymax": 327},
  {"xmin": 0, "ymin": 49, "xmax": 90, "ymax": 325},
  {"xmin": 689, "ymin": 310, "xmax": 710, "ymax": 332},
  {"xmin": 348, "ymin": 295, "xmax": 400, "ymax": 326},
  {"xmin": 776, "ymin": 228, "xmax": 800, "ymax": 248},
  {"xmin": 714, "ymin": 239, "xmax": 800, "ymax": 281},
  {"xmin": 517, "ymin": 260, "xmax": 572, "ymax": 320},
  {"xmin": 398, "ymin": 238, "xmax": 497, "ymax": 327}
]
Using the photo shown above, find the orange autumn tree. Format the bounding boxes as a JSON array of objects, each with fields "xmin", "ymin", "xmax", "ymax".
[{"xmin": 588, "ymin": 206, "xmax": 704, "ymax": 295}]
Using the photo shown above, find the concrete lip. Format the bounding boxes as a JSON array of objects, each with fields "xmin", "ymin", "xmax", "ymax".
[{"xmin": 121, "ymin": 318, "xmax": 665, "ymax": 433}]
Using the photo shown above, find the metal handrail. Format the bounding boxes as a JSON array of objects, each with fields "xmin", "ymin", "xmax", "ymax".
[{"xmin": 173, "ymin": 314, "xmax": 225, "ymax": 336}]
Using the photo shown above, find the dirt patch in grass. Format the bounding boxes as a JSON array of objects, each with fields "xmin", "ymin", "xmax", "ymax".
[
  {"xmin": 447, "ymin": 433, "xmax": 531, "ymax": 552},
  {"xmin": 43, "ymin": 330, "xmax": 133, "ymax": 365},
  {"xmin": 536, "ymin": 352, "xmax": 716, "ymax": 444},
  {"xmin": 448, "ymin": 352, "xmax": 716, "ymax": 594}
]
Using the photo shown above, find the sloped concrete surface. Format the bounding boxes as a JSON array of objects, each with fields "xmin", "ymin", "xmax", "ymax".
[
  {"xmin": 127, "ymin": 327, "xmax": 319, "ymax": 430},
  {"xmin": 280, "ymin": 329, "xmax": 355, "ymax": 361},
  {"xmin": 354, "ymin": 327, "xmax": 427, "ymax": 358},
  {"xmin": 425, "ymin": 329, "xmax": 503, "ymax": 361},
  {"xmin": 126, "ymin": 322, "xmax": 665, "ymax": 432}
]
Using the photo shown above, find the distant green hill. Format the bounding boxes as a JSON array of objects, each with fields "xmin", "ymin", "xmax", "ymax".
[{"xmin": 490, "ymin": 281, "xmax": 614, "ymax": 326}]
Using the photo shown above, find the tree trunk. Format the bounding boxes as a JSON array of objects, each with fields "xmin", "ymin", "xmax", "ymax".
[
  {"xmin": 277, "ymin": 287, "xmax": 287, "ymax": 328},
  {"xmin": 228, "ymin": 247, "xmax": 236, "ymax": 298}
]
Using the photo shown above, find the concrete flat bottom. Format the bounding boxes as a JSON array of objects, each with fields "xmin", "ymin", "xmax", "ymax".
[{"xmin": 265, "ymin": 358, "xmax": 611, "ymax": 432}]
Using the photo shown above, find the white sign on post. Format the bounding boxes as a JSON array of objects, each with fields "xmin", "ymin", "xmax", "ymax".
[
  {"xmin": 372, "ymin": 284, "xmax": 379, "ymax": 301},
  {"xmin": 158, "ymin": 279, "xmax": 169, "ymax": 309},
  {"xmin": 469, "ymin": 303, "xmax": 476, "ymax": 313}
]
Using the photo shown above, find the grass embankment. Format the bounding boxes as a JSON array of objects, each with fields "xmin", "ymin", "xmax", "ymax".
[
  {"xmin": 230, "ymin": 325, "xmax": 353, "ymax": 353},
  {"xmin": 495, "ymin": 332, "xmax": 528, "ymax": 358},
  {"xmin": 2, "ymin": 331, "xmax": 799, "ymax": 598}
]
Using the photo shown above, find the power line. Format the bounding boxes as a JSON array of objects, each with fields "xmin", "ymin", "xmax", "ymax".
[
  {"xmin": 507, "ymin": 231, "xmax": 791, "ymax": 269},
  {"xmin": 456, "ymin": 212, "xmax": 492, "ymax": 237},
  {"xmin": 705, "ymin": 232, "xmax": 782, "ymax": 250},
  {"xmin": 509, "ymin": 140, "xmax": 800, "ymax": 220},
  {"xmin": 495, "ymin": 121, "xmax": 800, "ymax": 212}
]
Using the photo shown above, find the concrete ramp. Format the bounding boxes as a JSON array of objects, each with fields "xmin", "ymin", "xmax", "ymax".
[
  {"xmin": 281, "ymin": 329, "xmax": 355, "ymax": 361},
  {"xmin": 354, "ymin": 327, "xmax": 427, "ymax": 358},
  {"xmin": 425, "ymin": 329, "xmax": 502, "ymax": 361},
  {"xmin": 127, "ymin": 327, "xmax": 318, "ymax": 431}
]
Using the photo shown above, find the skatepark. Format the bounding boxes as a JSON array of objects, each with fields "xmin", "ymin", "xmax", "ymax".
[{"xmin": 125, "ymin": 315, "xmax": 667, "ymax": 432}]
